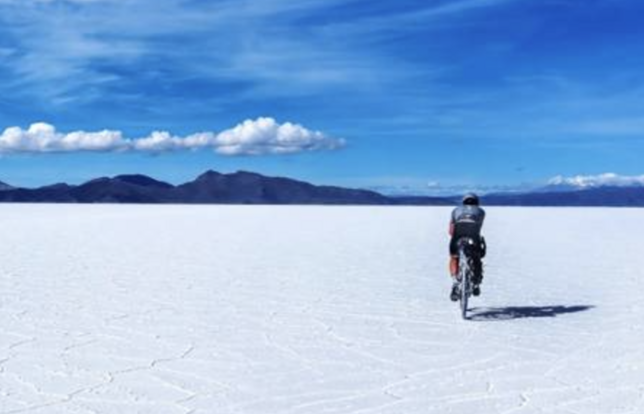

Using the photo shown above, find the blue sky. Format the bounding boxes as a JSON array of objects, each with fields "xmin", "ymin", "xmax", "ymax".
[{"xmin": 1, "ymin": 0, "xmax": 643, "ymax": 194}]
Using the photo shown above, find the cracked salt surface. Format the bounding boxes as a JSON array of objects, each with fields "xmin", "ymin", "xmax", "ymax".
[{"xmin": 0, "ymin": 205, "xmax": 642, "ymax": 413}]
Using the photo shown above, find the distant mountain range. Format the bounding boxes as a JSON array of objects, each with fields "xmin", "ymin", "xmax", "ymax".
[
  {"xmin": 0, "ymin": 171, "xmax": 643, "ymax": 206},
  {"xmin": 482, "ymin": 186, "xmax": 644, "ymax": 207},
  {"xmin": 0, "ymin": 171, "xmax": 394, "ymax": 205}
]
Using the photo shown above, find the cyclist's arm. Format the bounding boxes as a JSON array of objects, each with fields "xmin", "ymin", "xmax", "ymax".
[{"xmin": 449, "ymin": 207, "xmax": 459, "ymax": 236}]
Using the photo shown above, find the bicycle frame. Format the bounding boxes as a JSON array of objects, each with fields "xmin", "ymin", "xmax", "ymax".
[{"xmin": 457, "ymin": 238, "xmax": 477, "ymax": 320}]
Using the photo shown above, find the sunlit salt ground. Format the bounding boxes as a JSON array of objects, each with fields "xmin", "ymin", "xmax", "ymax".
[{"xmin": 0, "ymin": 205, "xmax": 643, "ymax": 414}]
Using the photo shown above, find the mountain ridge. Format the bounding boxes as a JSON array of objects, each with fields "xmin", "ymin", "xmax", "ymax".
[
  {"xmin": 0, "ymin": 171, "xmax": 398, "ymax": 205},
  {"xmin": 1, "ymin": 172, "xmax": 643, "ymax": 206}
]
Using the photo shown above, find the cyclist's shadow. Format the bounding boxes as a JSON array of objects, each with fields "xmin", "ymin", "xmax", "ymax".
[{"xmin": 468, "ymin": 305, "xmax": 594, "ymax": 321}]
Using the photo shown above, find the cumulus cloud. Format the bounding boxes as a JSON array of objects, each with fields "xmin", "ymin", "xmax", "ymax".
[
  {"xmin": 548, "ymin": 173, "xmax": 644, "ymax": 188},
  {"xmin": 214, "ymin": 117, "xmax": 344, "ymax": 155},
  {"xmin": 0, "ymin": 117, "xmax": 344, "ymax": 156},
  {"xmin": 0, "ymin": 123, "xmax": 128, "ymax": 153}
]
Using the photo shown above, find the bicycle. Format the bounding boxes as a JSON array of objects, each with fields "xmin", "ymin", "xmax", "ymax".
[{"xmin": 456, "ymin": 237, "xmax": 479, "ymax": 320}]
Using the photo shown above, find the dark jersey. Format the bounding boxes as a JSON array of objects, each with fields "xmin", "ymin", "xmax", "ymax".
[
  {"xmin": 449, "ymin": 205, "xmax": 485, "ymax": 256},
  {"xmin": 451, "ymin": 205, "xmax": 485, "ymax": 237}
]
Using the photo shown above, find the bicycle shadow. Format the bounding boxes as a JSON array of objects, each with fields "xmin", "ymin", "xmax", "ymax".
[{"xmin": 467, "ymin": 305, "xmax": 594, "ymax": 321}]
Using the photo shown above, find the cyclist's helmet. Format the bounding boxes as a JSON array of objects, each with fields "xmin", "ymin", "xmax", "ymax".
[{"xmin": 462, "ymin": 193, "xmax": 479, "ymax": 206}]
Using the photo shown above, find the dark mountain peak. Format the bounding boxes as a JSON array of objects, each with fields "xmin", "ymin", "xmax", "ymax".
[
  {"xmin": 226, "ymin": 170, "xmax": 267, "ymax": 184},
  {"xmin": 229, "ymin": 171, "xmax": 309, "ymax": 186},
  {"xmin": 72, "ymin": 174, "xmax": 176, "ymax": 203},
  {"xmin": 114, "ymin": 174, "xmax": 174, "ymax": 189},
  {"xmin": 195, "ymin": 170, "xmax": 223, "ymax": 181},
  {"xmin": 230, "ymin": 170, "xmax": 263, "ymax": 178},
  {"xmin": 41, "ymin": 183, "xmax": 74, "ymax": 190},
  {"xmin": 172, "ymin": 169, "xmax": 392, "ymax": 205},
  {"xmin": 84, "ymin": 177, "xmax": 111, "ymax": 185}
]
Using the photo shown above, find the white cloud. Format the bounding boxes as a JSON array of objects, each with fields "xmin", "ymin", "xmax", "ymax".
[
  {"xmin": 548, "ymin": 173, "xmax": 644, "ymax": 188},
  {"xmin": 214, "ymin": 117, "xmax": 345, "ymax": 155},
  {"xmin": 0, "ymin": 122, "xmax": 128, "ymax": 153},
  {"xmin": 131, "ymin": 131, "xmax": 190, "ymax": 152},
  {"xmin": 0, "ymin": 118, "xmax": 344, "ymax": 156}
]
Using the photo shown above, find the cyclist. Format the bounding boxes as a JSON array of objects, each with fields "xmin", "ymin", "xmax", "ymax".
[{"xmin": 449, "ymin": 193, "xmax": 486, "ymax": 301}]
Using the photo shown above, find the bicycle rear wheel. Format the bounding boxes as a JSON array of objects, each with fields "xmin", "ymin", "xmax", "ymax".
[
  {"xmin": 460, "ymin": 273, "xmax": 469, "ymax": 319},
  {"xmin": 459, "ymin": 254, "xmax": 470, "ymax": 320}
]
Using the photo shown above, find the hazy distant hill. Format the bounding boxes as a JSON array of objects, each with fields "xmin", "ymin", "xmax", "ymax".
[
  {"xmin": 388, "ymin": 185, "xmax": 644, "ymax": 207},
  {"xmin": 482, "ymin": 186, "xmax": 644, "ymax": 207}
]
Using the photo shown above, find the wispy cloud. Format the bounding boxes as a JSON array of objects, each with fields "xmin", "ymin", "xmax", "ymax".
[
  {"xmin": 0, "ymin": 118, "xmax": 344, "ymax": 155},
  {"xmin": 325, "ymin": 0, "xmax": 525, "ymax": 37},
  {"xmin": 0, "ymin": 0, "xmax": 527, "ymax": 105},
  {"xmin": 0, "ymin": 0, "xmax": 365, "ymax": 101},
  {"xmin": 567, "ymin": 117, "xmax": 644, "ymax": 136}
]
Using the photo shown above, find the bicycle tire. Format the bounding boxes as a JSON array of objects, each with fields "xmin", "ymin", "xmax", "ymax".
[{"xmin": 460, "ymin": 250, "xmax": 470, "ymax": 320}]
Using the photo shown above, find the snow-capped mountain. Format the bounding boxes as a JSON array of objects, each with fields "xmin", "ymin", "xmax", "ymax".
[
  {"xmin": 482, "ymin": 174, "xmax": 644, "ymax": 206},
  {"xmin": 541, "ymin": 173, "xmax": 644, "ymax": 192}
]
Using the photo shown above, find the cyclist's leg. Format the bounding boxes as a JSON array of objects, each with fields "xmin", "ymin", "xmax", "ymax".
[
  {"xmin": 450, "ymin": 261, "xmax": 460, "ymax": 302},
  {"xmin": 471, "ymin": 237, "xmax": 484, "ymax": 285},
  {"xmin": 473, "ymin": 257, "xmax": 483, "ymax": 284},
  {"xmin": 449, "ymin": 256, "xmax": 459, "ymax": 277},
  {"xmin": 449, "ymin": 238, "xmax": 463, "ymax": 301},
  {"xmin": 449, "ymin": 237, "xmax": 459, "ymax": 277}
]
